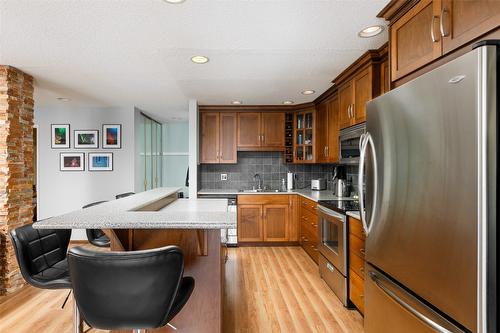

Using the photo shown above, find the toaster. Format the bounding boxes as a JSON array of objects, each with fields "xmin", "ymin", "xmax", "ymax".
[{"xmin": 311, "ymin": 178, "xmax": 326, "ymax": 190}]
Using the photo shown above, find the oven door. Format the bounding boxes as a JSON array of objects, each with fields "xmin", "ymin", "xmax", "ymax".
[
  {"xmin": 339, "ymin": 123, "xmax": 365, "ymax": 164},
  {"xmin": 317, "ymin": 206, "xmax": 346, "ymax": 275}
]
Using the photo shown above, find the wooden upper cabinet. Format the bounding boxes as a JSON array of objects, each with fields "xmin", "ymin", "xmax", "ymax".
[
  {"xmin": 353, "ymin": 66, "xmax": 373, "ymax": 124},
  {"xmin": 200, "ymin": 112, "xmax": 219, "ymax": 163},
  {"xmin": 219, "ymin": 113, "xmax": 237, "ymax": 163},
  {"xmin": 441, "ymin": 0, "xmax": 500, "ymax": 54},
  {"xmin": 315, "ymin": 102, "xmax": 329, "ymax": 163},
  {"xmin": 238, "ymin": 204, "xmax": 263, "ymax": 242},
  {"xmin": 200, "ymin": 112, "xmax": 237, "ymax": 164},
  {"xmin": 380, "ymin": 58, "xmax": 390, "ymax": 94},
  {"xmin": 390, "ymin": 0, "xmax": 442, "ymax": 81},
  {"xmin": 237, "ymin": 112, "xmax": 261, "ymax": 148},
  {"xmin": 262, "ymin": 112, "xmax": 285, "ymax": 147},
  {"xmin": 238, "ymin": 112, "xmax": 285, "ymax": 150},
  {"xmin": 263, "ymin": 204, "xmax": 288, "ymax": 242},
  {"xmin": 327, "ymin": 96, "xmax": 339, "ymax": 163},
  {"xmin": 338, "ymin": 81, "xmax": 354, "ymax": 129},
  {"xmin": 382, "ymin": 0, "xmax": 500, "ymax": 83}
]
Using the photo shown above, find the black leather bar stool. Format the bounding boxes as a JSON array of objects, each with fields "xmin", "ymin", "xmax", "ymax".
[
  {"xmin": 115, "ymin": 192, "xmax": 135, "ymax": 199},
  {"xmin": 68, "ymin": 245, "xmax": 195, "ymax": 333},
  {"xmin": 82, "ymin": 201, "xmax": 110, "ymax": 248}
]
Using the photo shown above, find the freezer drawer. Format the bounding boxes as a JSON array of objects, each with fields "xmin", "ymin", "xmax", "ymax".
[
  {"xmin": 365, "ymin": 264, "xmax": 465, "ymax": 333},
  {"xmin": 319, "ymin": 254, "xmax": 348, "ymax": 306}
]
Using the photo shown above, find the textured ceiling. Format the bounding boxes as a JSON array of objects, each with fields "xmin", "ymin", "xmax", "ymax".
[{"xmin": 0, "ymin": 0, "xmax": 388, "ymax": 121}]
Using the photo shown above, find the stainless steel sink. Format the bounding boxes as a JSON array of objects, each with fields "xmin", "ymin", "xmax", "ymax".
[{"xmin": 238, "ymin": 189, "xmax": 285, "ymax": 193}]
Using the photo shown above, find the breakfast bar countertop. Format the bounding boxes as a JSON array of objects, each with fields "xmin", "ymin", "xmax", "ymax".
[{"xmin": 33, "ymin": 187, "xmax": 236, "ymax": 230}]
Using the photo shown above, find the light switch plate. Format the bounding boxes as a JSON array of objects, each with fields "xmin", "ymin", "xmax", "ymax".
[{"xmin": 221, "ymin": 173, "xmax": 228, "ymax": 181}]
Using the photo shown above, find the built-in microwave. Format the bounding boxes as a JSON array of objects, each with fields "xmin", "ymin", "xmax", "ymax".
[{"xmin": 339, "ymin": 123, "xmax": 365, "ymax": 164}]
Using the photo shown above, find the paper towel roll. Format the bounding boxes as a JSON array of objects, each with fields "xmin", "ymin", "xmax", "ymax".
[{"xmin": 287, "ymin": 172, "xmax": 294, "ymax": 191}]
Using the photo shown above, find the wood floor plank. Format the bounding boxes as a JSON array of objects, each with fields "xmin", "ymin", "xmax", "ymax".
[{"xmin": 1, "ymin": 246, "xmax": 364, "ymax": 333}]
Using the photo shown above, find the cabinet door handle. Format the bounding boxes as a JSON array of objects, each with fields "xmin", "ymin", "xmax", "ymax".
[
  {"xmin": 326, "ymin": 146, "xmax": 329, "ymax": 156},
  {"xmin": 262, "ymin": 134, "xmax": 265, "ymax": 143},
  {"xmin": 360, "ymin": 248, "xmax": 365, "ymax": 255},
  {"xmin": 431, "ymin": 16, "xmax": 439, "ymax": 43},
  {"xmin": 440, "ymin": 7, "xmax": 449, "ymax": 37}
]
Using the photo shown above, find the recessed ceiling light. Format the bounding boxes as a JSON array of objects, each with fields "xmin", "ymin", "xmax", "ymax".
[
  {"xmin": 301, "ymin": 90, "xmax": 315, "ymax": 95},
  {"xmin": 283, "ymin": 100, "xmax": 294, "ymax": 105},
  {"xmin": 231, "ymin": 100, "xmax": 242, "ymax": 105},
  {"xmin": 358, "ymin": 25, "xmax": 384, "ymax": 38},
  {"xmin": 191, "ymin": 55, "xmax": 209, "ymax": 64},
  {"xmin": 163, "ymin": 0, "xmax": 186, "ymax": 4},
  {"xmin": 56, "ymin": 97, "xmax": 70, "ymax": 102}
]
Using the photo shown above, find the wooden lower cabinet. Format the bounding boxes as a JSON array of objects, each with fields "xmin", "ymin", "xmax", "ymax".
[
  {"xmin": 299, "ymin": 196, "xmax": 319, "ymax": 264},
  {"xmin": 348, "ymin": 216, "xmax": 366, "ymax": 314},
  {"xmin": 237, "ymin": 195, "xmax": 296, "ymax": 243}
]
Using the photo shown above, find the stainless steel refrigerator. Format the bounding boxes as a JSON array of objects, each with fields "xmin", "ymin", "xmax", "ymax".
[{"xmin": 359, "ymin": 41, "xmax": 497, "ymax": 333}]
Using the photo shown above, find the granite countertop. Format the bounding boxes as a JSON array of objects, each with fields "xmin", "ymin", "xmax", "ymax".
[
  {"xmin": 198, "ymin": 188, "xmax": 354, "ymax": 202},
  {"xmin": 33, "ymin": 187, "xmax": 236, "ymax": 230},
  {"xmin": 346, "ymin": 211, "xmax": 361, "ymax": 220}
]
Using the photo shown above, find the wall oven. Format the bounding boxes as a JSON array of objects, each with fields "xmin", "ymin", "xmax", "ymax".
[
  {"xmin": 317, "ymin": 205, "xmax": 348, "ymax": 305},
  {"xmin": 339, "ymin": 123, "xmax": 365, "ymax": 164}
]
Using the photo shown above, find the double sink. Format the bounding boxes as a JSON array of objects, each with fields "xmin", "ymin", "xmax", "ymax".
[{"xmin": 238, "ymin": 189, "xmax": 286, "ymax": 193}]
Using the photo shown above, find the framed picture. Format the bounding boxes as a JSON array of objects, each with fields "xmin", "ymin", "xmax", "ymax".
[
  {"xmin": 102, "ymin": 124, "xmax": 121, "ymax": 149},
  {"xmin": 74, "ymin": 130, "xmax": 99, "ymax": 149},
  {"xmin": 51, "ymin": 124, "xmax": 70, "ymax": 148},
  {"xmin": 88, "ymin": 152, "xmax": 113, "ymax": 171},
  {"xmin": 60, "ymin": 153, "xmax": 85, "ymax": 171}
]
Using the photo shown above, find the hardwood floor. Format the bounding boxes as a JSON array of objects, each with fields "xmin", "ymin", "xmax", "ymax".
[
  {"xmin": 224, "ymin": 246, "xmax": 363, "ymax": 333},
  {"xmin": 0, "ymin": 246, "xmax": 363, "ymax": 333}
]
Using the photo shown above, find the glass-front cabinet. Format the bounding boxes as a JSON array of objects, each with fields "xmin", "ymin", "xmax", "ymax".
[{"xmin": 293, "ymin": 109, "xmax": 315, "ymax": 163}]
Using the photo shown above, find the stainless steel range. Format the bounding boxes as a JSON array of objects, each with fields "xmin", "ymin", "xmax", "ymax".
[{"xmin": 317, "ymin": 200, "xmax": 360, "ymax": 306}]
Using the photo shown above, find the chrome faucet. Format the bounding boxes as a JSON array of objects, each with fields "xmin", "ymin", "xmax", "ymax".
[{"xmin": 253, "ymin": 173, "xmax": 262, "ymax": 191}]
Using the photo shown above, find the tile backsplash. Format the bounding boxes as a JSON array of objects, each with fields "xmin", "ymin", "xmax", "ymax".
[{"xmin": 200, "ymin": 151, "xmax": 359, "ymax": 192}]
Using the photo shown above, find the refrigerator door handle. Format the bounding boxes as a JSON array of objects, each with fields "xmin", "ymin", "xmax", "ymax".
[
  {"xmin": 369, "ymin": 271, "xmax": 455, "ymax": 333},
  {"xmin": 358, "ymin": 132, "xmax": 378, "ymax": 235}
]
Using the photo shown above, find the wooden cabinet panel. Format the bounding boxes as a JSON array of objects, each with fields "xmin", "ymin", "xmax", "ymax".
[
  {"xmin": 237, "ymin": 113, "xmax": 261, "ymax": 148},
  {"xmin": 441, "ymin": 0, "xmax": 500, "ymax": 54},
  {"xmin": 349, "ymin": 233, "xmax": 365, "ymax": 259},
  {"xmin": 219, "ymin": 113, "xmax": 237, "ymax": 163},
  {"xmin": 327, "ymin": 96, "xmax": 339, "ymax": 162},
  {"xmin": 338, "ymin": 81, "xmax": 354, "ymax": 129},
  {"xmin": 288, "ymin": 195, "xmax": 299, "ymax": 242},
  {"xmin": 353, "ymin": 67, "xmax": 372, "ymax": 124},
  {"xmin": 380, "ymin": 58, "xmax": 390, "ymax": 95},
  {"xmin": 238, "ymin": 204, "xmax": 263, "ymax": 242},
  {"xmin": 262, "ymin": 112, "xmax": 285, "ymax": 147},
  {"xmin": 200, "ymin": 112, "xmax": 219, "ymax": 163},
  {"xmin": 349, "ymin": 216, "xmax": 366, "ymax": 240},
  {"xmin": 301, "ymin": 226, "xmax": 319, "ymax": 264},
  {"xmin": 390, "ymin": 0, "xmax": 442, "ymax": 80},
  {"xmin": 263, "ymin": 204, "xmax": 288, "ymax": 241},
  {"xmin": 349, "ymin": 269, "xmax": 365, "ymax": 314},
  {"xmin": 315, "ymin": 102, "xmax": 329, "ymax": 162},
  {"xmin": 349, "ymin": 250, "xmax": 366, "ymax": 279},
  {"xmin": 300, "ymin": 196, "xmax": 317, "ymax": 214}
]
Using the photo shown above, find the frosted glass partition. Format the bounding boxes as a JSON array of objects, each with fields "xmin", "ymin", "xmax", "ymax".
[
  {"xmin": 137, "ymin": 113, "xmax": 163, "ymax": 191},
  {"xmin": 162, "ymin": 122, "xmax": 189, "ymax": 196}
]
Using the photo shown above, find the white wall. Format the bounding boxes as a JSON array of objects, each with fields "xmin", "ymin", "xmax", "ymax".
[{"xmin": 35, "ymin": 106, "xmax": 135, "ymax": 240}]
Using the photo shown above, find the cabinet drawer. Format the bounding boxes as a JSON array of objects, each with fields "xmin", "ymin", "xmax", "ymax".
[
  {"xmin": 300, "ymin": 218, "xmax": 318, "ymax": 243},
  {"xmin": 238, "ymin": 194, "xmax": 290, "ymax": 205},
  {"xmin": 349, "ymin": 249, "xmax": 365, "ymax": 279},
  {"xmin": 349, "ymin": 233, "xmax": 365, "ymax": 259},
  {"xmin": 300, "ymin": 208, "xmax": 318, "ymax": 231},
  {"xmin": 300, "ymin": 197, "xmax": 317, "ymax": 214},
  {"xmin": 349, "ymin": 216, "xmax": 365, "ymax": 240},
  {"xmin": 300, "ymin": 226, "xmax": 319, "ymax": 264},
  {"xmin": 349, "ymin": 268, "xmax": 365, "ymax": 314}
]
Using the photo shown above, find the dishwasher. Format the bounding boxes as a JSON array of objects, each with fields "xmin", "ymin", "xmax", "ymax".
[{"xmin": 198, "ymin": 193, "xmax": 238, "ymax": 247}]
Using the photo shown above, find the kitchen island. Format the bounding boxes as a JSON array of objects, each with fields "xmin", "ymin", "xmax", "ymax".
[{"xmin": 33, "ymin": 187, "xmax": 236, "ymax": 333}]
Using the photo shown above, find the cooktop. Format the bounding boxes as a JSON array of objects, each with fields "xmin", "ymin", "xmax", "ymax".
[{"xmin": 318, "ymin": 200, "xmax": 360, "ymax": 214}]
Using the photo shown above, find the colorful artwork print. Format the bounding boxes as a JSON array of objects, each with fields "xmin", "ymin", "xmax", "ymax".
[
  {"xmin": 102, "ymin": 124, "xmax": 121, "ymax": 148},
  {"xmin": 74, "ymin": 130, "xmax": 99, "ymax": 148},
  {"xmin": 60, "ymin": 153, "xmax": 84, "ymax": 171},
  {"xmin": 51, "ymin": 124, "xmax": 70, "ymax": 148},
  {"xmin": 88, "ymin": 152, "xmax": 113, "ymax": 171}
]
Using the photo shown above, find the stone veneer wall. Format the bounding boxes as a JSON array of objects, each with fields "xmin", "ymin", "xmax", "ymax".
[{"xmin": 0, "ymin": 66, "xmax": 34, "ymax": 295}]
